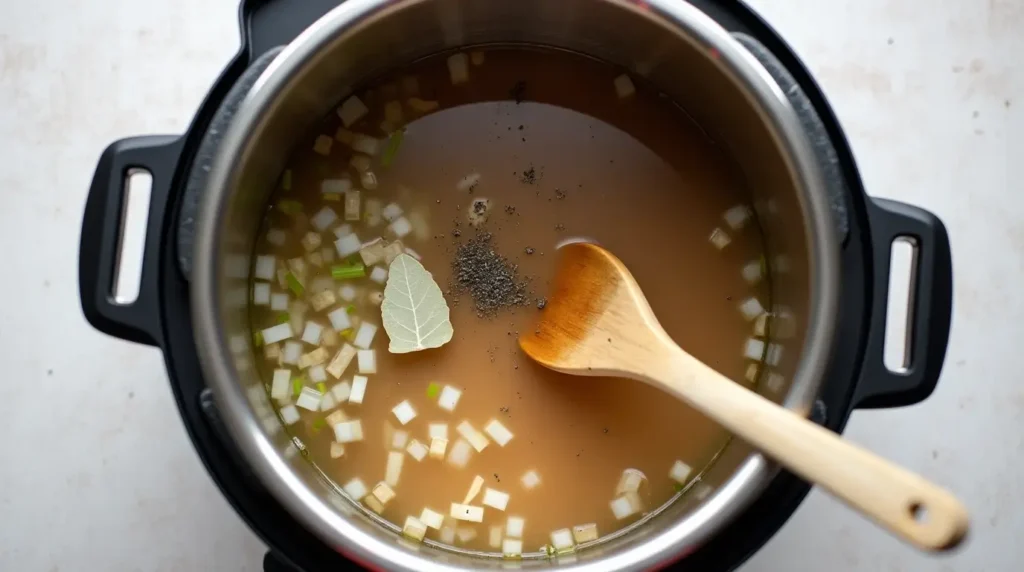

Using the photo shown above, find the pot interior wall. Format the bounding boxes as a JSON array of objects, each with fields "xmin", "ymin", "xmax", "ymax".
[{"xmin": 210, "ymin": 0, "xmax": 814, "ymax": 567}]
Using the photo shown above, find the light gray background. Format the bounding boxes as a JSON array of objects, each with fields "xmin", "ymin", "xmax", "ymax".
[{"xmin": 0, "ymin": 0, "xmax": 1017, "ymax": 570}]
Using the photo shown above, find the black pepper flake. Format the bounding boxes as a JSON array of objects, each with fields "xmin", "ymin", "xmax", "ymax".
[
  {"xmin": 494, "ymin": 473, "xmax": 501, "ymax": 482},
  {"xmin": 520, "ymin": 166, "xmax": 538, "ymax": 185},
  {"xmin": 603, "ymin": 428, "xmax": 609, "ymax": 434},
  {"xmin": 451, "ymin": 232, "xmax": 533, "ymax": 316},
  {"xmin": 554, "ymin": 189, "xmax": 566, "ymax": 200},
  {"xmin": 554, "ymin": 223, "xmax": 566, "ymax": 231}
]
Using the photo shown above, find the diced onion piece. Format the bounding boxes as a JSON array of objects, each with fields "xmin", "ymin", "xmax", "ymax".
[
  {"xmin": 319, "ymin": 391, "xmax": 337, "ymax": 413},
  {"xmin": 392, "ymin": 400, "xmax": 417, "ymax": 425},
  {"xmin": 307, "ymin": 252, "xmax": 324, "ymax": 268},
  {"xmin": 723, "ymin": 204, "xmax": 752, "ymax": 230},
  {"xmin": 382, "ymin": 202, "xmax": 403, "ymax": 221},
  {"xmin": 391, "ymin": 429, "xmax": 409, "ymax": 450},
  {"xmin": 709, "ymin": 227, "xmax": 733, "ymax": 251},
  {"xmin": 282, "ymin": 341, "xmax": 302, "ymax": 365},
  {"xmin": 313, "ymin": 135, "xmax": 333, "ymax": 155},
  {"xmin": 613, "ymin": 74, "xmax": 636, "ymax": 98},
  {"xmin": 338, "ymin": 95, "xmax": 369, "ymax": 127},
  {"xmin": 403, "ymin": 516, "xmax": 427, "ymax": 541},
  {"xmin": 262, "ymin": 323, "xmax": 293, "ymax": 344},
  {"xmin": 327, "ymin": 307, "xmax": 351, "ymax": 331},
  {"xmin": 369, "ymin": 266, "xmax": 388, "ymax": 285},
  {"xmin": 373, "ymin": 480, "xmax": 397, "ymax": 504},
  {"xmin": 279, "ymin": 404, "xmax": 300, "ymax": 425},
  {"xmin": 389, "ymin": 216, "xmax": 412, "ymax": 238},
  {"xmin": 326, "ymin": 344, "xmax": 357, "ymax": 379},
  {"xmin": 447, "ymin": 53, "xmax": 469, "ymax": 85},
  {"xmin": 439, "ymin": 524, "xmax": 456, "ymax": 544},
  {"xmin": 330, "ymin": 441, "xmax": 345, "ymax": 458},
  {"xmin": 350, "ymin": 375, "xmax": 369, "ymax": 404},
  {"xmin": 351, "ymin": 134, "xmax": 380, "ymax": 156},
  {"xmin": 521, "ymin": 470, "xmax": 541, "ymax": 490},
  {"xmin": 310, "ymin": 289, "xmax": 337, "ymax": 313},
  {"xmin": 428, "ymin": 423, "xmax": 448, "ymax": 440},
  {"xmin": 271, "ymin": 369, "xmax": 291, "ymax": 400},
  {"xmin": 382, "ymin": 241, "xmax": 405, "ymax": 265},
  {"xmin": 744, "ymin": 363, "xmax": 760, "ymax": 383},
  {"xmin": 264, "ymin": 343, "xmax": 281, "ymax": 361},
  {"xmin": 572, "ymin": 523, "xmax": 598, "ymax": 544},
  {"xmin": 359, "ymin": 238, "xmax": 386, "ymax": 266},
  {"xmin": 450, "ymin": 503, "xmax": 484, "ymax": 522},
  {"xmin": 744, "ymin": 338, "xmax": 765, "ymax": 361},
  {"xmin": 357, "ymin": 349, "xmax": 377, "ymax": 374},
  {"xmin": 738, "ymin": 297, "xmax": 765, "ymax": 321},
  {"xmin": 506, "ymin": 516, "xmax": 525, "ymax": 538},
  {"xmin": 252, "ymin": 282, "xmax": 271, "ymax": 305},
  {"xmin": 335, "ymin": 127, "xmax": 355, "ymax": 144},
  {"xmin": 489, "ymin": 525, "xmax": 503, "ymax": 548},
  {"xmin": 353, "ymin": 322, "xmax": 378, "ymax": 349},
  {"xmin": 609, "ymin": 492, "xmax": 642, "ymax": 520},
  {"xmin": 364, "ymin": 198, "xmax": 383, "ymax": 227},
  {"xmin": 456, "ymin": 421, "xmax": 489, "ymax": 452},
  {"xmin": 482, "ymin": 488, "xmax": 509, "ymax": 511},
  {"xmin": 364, "ymin": 495, "xmax": 385, "ymax": 514},
  {"xmin": 447, "ymin": 439, "xmax": 473, "ymax": 468},
  {"xmin": 361, "ymin": 171, "xmax": 380, "ymax": 192},
  {"xmin": 464, "ymin": 475, "xmax": 485, "ymax": 504},
  {"xmin": 254, "ymin": 255, "xmax": 276, "ymax": 280},
  {"xmin": 325, "ymin": 409, "xmax": 347, "ymax": 427},
  {"xmin": 343, "ymin": 191, "xmax": 361, "ymax": 222},
  {"xmin": 420, "ymin": 508, "xmax": 444, "ymax": 529},
  {"xmin": 766, "ymin": 372, "xmax": 786, "ymax": 393},
  {"xmin": 438, "ymin": 385, "xmax": 462, "ymax": 411},
  {"xmin": 297, "ymin": 347, "xmax": 329, "ymax": 369},
  {"xmin": 753, "ymin": 313, "xmax": 769, "ymax": 337},
  {"xmin": 550, "ymin": 528, "xmax": 574, "ymax": 552},
  {"xmin": 301, "ymin": 321, "xmax": 324, "ymax": 345},
  {"xmin": 343, "ymin": 478, "xmax": 368, "ymax": 500},
  {"xmin": 349, "ymin": 154, "xmax": 371, "ymax": 173},
  {"xmin": 311, "ymin": 205, "xmax": 339, "ymax": 231},
  {"xmin": 321, "ymin": 246, "xmax": 336, "ymax": 263},
  {"xmin": 270, "ymin": 293, "xmax": 289, "ymax": 311},
  {"xmin": 615, "ymin": 468, "xmax": 647, "ymax": 496},
  {"xmin": 266, "ymin": 229, "xmax": 287, "ymax": 246},
  {"xmin": 455, "ymin": 527, "xmax": 478, "ymax": 543},
  {"xmin": 407, "ymin": 97, "xmax": 439, "ymax": 113},
  {"xmin": 456, "ymin": 172, "xmax": 480, "ymax": 192},
  {"xmin": 383, "ymin": 100, "xmax": 404, "ymax": 125},
  {"xmin": 483, "ymin": 419, "xmax": 513, "ymax": 446},
  {"xmin": 741, "ymin": 260, "xmax": 763, "ymax": 284},
  {"xmin": 429, "ymin": 438, "xmax": 448, "ymax": 459},
  {"xmin": 669, "ymin": 460, "xmax": 692, "ymax": 484},
  {"xmin": 322, "ymin": 178, "xmax": 352, "ymax": 195},
  {"xmin": 406, "ymin": 439, "xmax": 429, "ymax": 461},
  {"xmin": 339, "ymin": 284, "xmax": 358, "ymax": 302},
  {"xmin": 502, "ymin": 539, "xmax": 522, "ymax": 557},
  {"xmin": 334, "ymin": 420, "xmax": 364, "ymax": 443},
  {"xmin": 300, "ymin": 232, "xmax": 322, "ymax": 253},
  {"xmin": 335, "ymin": 233, "xmax": 362, "ymax": 258},
  {"xmin": 470, "ymin": 51, "xmax": 485, "ymax": 66},
  {"xmin": 694, "ymin": 483, "xmax": 713, "ymax": 500},
  {"xmin": 766, "ymin": 343, "xmax": 784, "ymax": 367}
]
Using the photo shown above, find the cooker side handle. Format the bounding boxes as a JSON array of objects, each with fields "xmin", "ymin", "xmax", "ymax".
[
  {"xmin": 853, "ymin": 198, "xmax": 953, "ymax": 409},
  {"xmin": 79, "ymin": 136, "xmax": 183, "ymax": 346}
]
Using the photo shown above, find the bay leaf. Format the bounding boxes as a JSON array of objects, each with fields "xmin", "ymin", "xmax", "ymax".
[{"xmin": 381, "ymin": 253, "xmax": 454, "ymax": 353}]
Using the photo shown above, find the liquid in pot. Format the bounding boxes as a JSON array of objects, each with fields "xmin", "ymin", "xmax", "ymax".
[{"xmin": 248, "ymin": 47, "xmax": 770, "ymax": 556}]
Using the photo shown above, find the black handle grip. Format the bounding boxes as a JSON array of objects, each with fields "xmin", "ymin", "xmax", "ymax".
[
  {"xmin": 853, "ymin": 198, "xmax": 953, "ymax": 409},
  {"xmin": 79, "ymin": 135, "xmax": 183, "ymax": 347}
]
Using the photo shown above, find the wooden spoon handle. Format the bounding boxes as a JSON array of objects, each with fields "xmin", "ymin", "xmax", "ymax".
[{"xmin": 656, "ymin": 350, "xmax": 968, "ymax": 551}]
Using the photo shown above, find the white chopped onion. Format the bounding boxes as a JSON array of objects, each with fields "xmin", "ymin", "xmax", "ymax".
[
  {"xmin": 407, "ymin": 439, "xmax": 429, "ymax": 461},
  {"xmin": 264, "ymin": 343, "xmax": 281, "ymax": 362},
  {"xmin": 550, "ymin": 528, "xmax": 574, "ymax": 552},
  {"xmin": 382, "ymin": 202, "xmax": 403, "ymax": 221},
  {"xmin": 572, "ymin": 523, "xmax": 598, "ymax": 544},
  {"xmin": 669, "ymin": 460, "xmax": 692, "ymax": 484},
  {"xmin": 521, "ymin": 470, "xmax": 541, "ymax": 490},
  {"xmin": 609, "ymin": 492, "xmax": 642, "ymax": 520},
  {"xmin": 252, "ymin": 282, "xmax": 271, "ymax": 306},
  {"xmin": 709, "ymin": 228, "xmax": 731, "ymax": 250},
  {"xmin": 358, "ymin": 239, "xmax": 385, "ymax": 266},
  {"xmin": 281, "ymin": 340, "xmax": 302, "ymax": 365},
  {"xmin": 447, "ymin": 53, "xmax": 469, "ymax": 85},
  {"xmin": 407, "ymin": 97, "xmax": 439, "ymax": 113},
  {"xmin": 262, "ymin": 323, "xmax": 293, "ymax": 345},
  {"xmin": 447, "ymin": 439, "xmax": 473, "ymax": 468},
  {"xmin": 455, "ymin": 527, "xmax": 478, "ymax": 543},
  {"xmin": 489, "ymin": 525, "xmax": 503, "ymax": 548},
  {"xmin": 456, "ymin": 421, "xmax": 489, "ymax": 452},
  {"xmin": 349, "ymin": 154, "xmax": 371, "ymax": 173},
  {"xmin": 353, "ymin": 322, "xmax": 378, "ymax": 349},
  {"xmin": 334, "ymin": 420, "xmax": 364, "ymax": 443},
  {"xmin": 297, "ymin": 347, "xmax": 329, "ymax": 369},
  {"xmin": 338, "ymin": 95, "xmax": 369, "ymax": 127},
  {"xmin": 615, "ymin": 468, "xmax": 647, "ymax": 496},
  {"xmin": 766, "ymin": 343, "xmax": 784, "ymax": 367},
  {"xmin": 389, "ymin": 216, "xmax": 412, "ymax": 238},
  {"xmin": 505, "ymin": 516, "xmax": 525, "ymax": 538},
  {"xmin": 374, "ymin": 480, "xmax": 397, "ymax": 504},
  {"xmin": 364, "ymin": 198, "xmax": 383, "ymax": 227},
  {"xmin": 613, "ymin": 74, "xmax": 635, "ymax": 98},
  {"xmin": 361, "ymin": 170, "xmax": 379, "ymax": 191},
  {"xmin": 482, "ymin": 488, "xmax": 509, "ymax": 511},
  {"xmin": 364, "ymin": 495, "xmax": 384, "ymax": 514},
  {"xmin": 357, "ymin": 349, "xmax": 377, "ymax": 374},
  {"xmin": 392, "ymin": 400, "xmax": 417, "ymax": 425},
  {"xmin": 403, "ymin": 516, "xmax": 427, "ymax": 541},
  {"xmin": 502, "ymin": 539, "xmax": 522, "ymax": 557},
  {"xmin": 330, "ymin": 441, "xmax": 345, "ymax": 459},
  {"xmin": 350, "ymin": 135, "xmax": 379, "ymax": 156},
  {"xmin": 311, "ymin": 206, "xmax": 338, "ymax": 232},
  {"xmin": 326, "ymin": 344, "xmax": 357, "ymax": 379},
  {"xmin": 739, "ymin": 297, "xmax": 765, "ymax": 321},
  {"xmin": 753, "ymin": 313, "xmax": 769, "ymax": 337},
  {"xmin": 296, "ymin": 387, "xmax": 323, "ymax": 411},
  {"xmin": 724, "ymin": 205, "xmax": 753, "ymax": 230},
  {"xmin": 325, "ymin": 409, "xmax": 347, "ymax": 428},
  {"xmin": 440, "ymin": 525, "xmax": 456, "ymax": 544},
  {"xmin": 382, "ymin": 100, "xmax": 403, "ymax": 125},
  {"xmin": 307, "ymin": 252, "xmax": 324, "ymax": 268},
  {"xmin": 313, "ymin": 135, "xmax": 333, "ymax": 155},
  {"xmin": 391, "ymin": 429, "xmax": 409, "ymax": 450},
  {"xmin": 456, "ymin": 172, "xmax": 481, "ymax": 192},
  {"xmin": 319, "ymin": 391, "xmax": 337, "ymax": 413},
  {"xmin": 744, "ymin": 338, "xmax": 765, "ymax": 361},
  {"xmin": 429, "ymin": 438, "xmax": 448, "ymax": 460},
  {"xmin": 404, "ymin": 247, "xmax": 422, "ymax": 261},
  {"xmin": 369, "ymin": 266, "xmax": 388, "ymax": 284},
  {"xmin": 327, "ymin": 307, "xmax": 351, "ymax": 331},
  {"xmin": 464, "ymin": 475, "xmax": 485, "ymax": 504},
  {"xmin": 254, "ymin": 255, "xmax": 277, "ymax": 280},
  {"xmin": 301, "ymin": 321, "xmax": 324, "ymax": 345},
  {"xmin": 742, "ymin": 260, "xmax": 763, "ymax": 284},
  {"xmin": 301, "ymin": 232, "xmax": 322, "ymax": 253},
  {"xmin": 438, "ymin": 385, "xmax": 462, "ymax": 412},
  {"xmin": 270, "ymin": 369, "xmax": 291, "ymax": 400},
  {"xmin": 385, "ymin": 451, "xmax": 404, "ymax": 487},
  {"xmin": 450, "ymin": 503, "xmax": 483, "ymax": 522},
  {"xmin": 350, "ymin": 375, "xmax": 368, "ymax": 404},
  {"xmin": 343, "ymin": 478, "xmax": 368, "ymax": 500},
  {"xmin": 266, "ymin": 228, "xmax": 287, "ymax": 246},
  {"xmin": 382, "ymin": 241, "xmax": 405, "ymax": 265},
  {"xmin": 342, "ymin": 192, "xmax": 360, "ymax": 224},
  {"xmin": 766, "ymin": 372, "xmax": 786, "ymax": 393},
  {"xmin": 322, "ymin": 178, "xmax": 352, "ymax": 195},
  {"xmin": 470, "ymin": 51, "xmax": 485, "ymax": 66},
  {"xmin": 320, "ymin": 246, "xmax": 336, "ymax": 263},
  {"xmin": 774, "ymin": 254, "xmax": 792, "ymax": 273},
  {"xmin": 279, "ymin": 404, "xmax": 300, "ymax": 425},
  {"xmin": 428, "ymin": 423, "xmax": 448, "ymax": 440},
  {"xmin": 310, "ymin": 290, "xmax": 337, "ymax": 313},
  {"xmin": 745, "ymin": 363, "xmax": 760, "ymax": 383},
  {"xmin": 483, "ymin": 419, "xmax": 513, "ymax": 447},
  {"xmin": 420, "ymin": 508, "xmax": 444, "ymax": 529},
  {"xmin": 335, "ymin": 233, "xmax": 362, "ymax": 258},
  {"xmin": 339, "ymin": 284, "xmax": 357, "ymax": 302}
]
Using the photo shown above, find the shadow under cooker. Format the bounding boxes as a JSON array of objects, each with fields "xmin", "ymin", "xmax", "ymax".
[{"xmin": 77, "ymin": 0, "xmax": 954, "ymax": 570}]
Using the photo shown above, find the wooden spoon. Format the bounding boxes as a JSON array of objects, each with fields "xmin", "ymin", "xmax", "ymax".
[{"xmin": 519, "ymin": 242, "xmax": 968, "ymax": 551}]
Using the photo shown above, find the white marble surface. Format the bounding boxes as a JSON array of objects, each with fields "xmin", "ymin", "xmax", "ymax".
[{"xmin": 0, "ymin": 0, "xmax": 1017, "ymax": 570}]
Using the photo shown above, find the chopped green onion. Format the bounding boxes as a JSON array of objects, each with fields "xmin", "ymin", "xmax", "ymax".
[
  {"xmin": 312, "ymin": 418, "xmax": 327, "ymax": 430},
  {"xmin": 673, "ymin": 482, "xmax": 685, "ymax": 493},
  {"xmin": 276, "ymin": 199, "xmax": 303, "ymax": 215},
  {"xmin": 381, "ymin": 129, "xmax": 405, "ymax": 167},
  {"xmin": 276, "ymin": 312, "xmax": 291, "ymax": 325},
  {"xmin": 286, "ymin": 272, "xmax": 305, "ymax": 296},
  {"xmin": 340, "ymin": 328, "xmax": 355, "ymax": 341},
  {"xmin": 292, "ymin": 378, "xmax": 304, "ymax": 397},
  {"xmin": 426, "ymin": 382, "xmax": 441, "ymax": 398},
  {"xmin": 316, "ymin": 382, "xmax": 328, "ymax": 394},
  {"xmin": 331, "ymin": 263, "xmax": 366, "ymax": 280},
  {"xmin": 346, "ymin": 304, "xmax": 357, "ymax": 314},
  {"xmin": 281, "ymin": 169, "xmax": 292, "ymax": 191},
  {"xmin": 253, "ymin": 331, "xmax": 264, "ymax": 347},
  {"xmin": 323, "ymin": 193, "xmax": 341, "ymax": 202}
]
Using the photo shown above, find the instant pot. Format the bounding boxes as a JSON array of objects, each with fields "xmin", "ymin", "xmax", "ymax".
[{"xmin": 78, "ymin": 1, "xmax": 953, "ymax": 570}]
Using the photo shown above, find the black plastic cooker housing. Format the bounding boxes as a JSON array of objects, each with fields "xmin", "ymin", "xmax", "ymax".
[{"xmin": 78, "ymin": 1, "xmax": 954, "ymax": 570}]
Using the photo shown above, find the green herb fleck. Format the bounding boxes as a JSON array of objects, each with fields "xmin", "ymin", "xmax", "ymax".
[
  {"xmin": 286, "ymin": 272, "xmax": 305, "ymax": 296},
  {"xmin": 276, "ymin": 199, "xmax": 303, "ymax": 215},
  {"xmin": 276, "ymin": 312, "xmax": 291, "ymax": 325},
  {"xmin": 673, "ymin": 482, "xmax": 685, "ymax": 493},
  {"xmin": 316, "ymin": 382, "xmax": 328, "ymax": 394},
  {"xmin": 426, "ymin": 382, "xmax": 441, "ymax": 398},
  {"xmin": 340, "ymin": 328, "xmax": 355, "ymax": 341},
  {"xmin": 292, "ymin": 378, "xmax": 304, "ymax": 397},
  {"xmin": 253, "ymin": 331, "xmax": 264, "ymax": 347},
  {"xmin": 281, "ymin": 169, "xmax": 292, "ymax": 191},
  {"xmin": 346, "ymin": 304, "xmax": 357, "ymax": 314},
  {"xmin": 381, "ymin": 128, "xmax": 405, "ymax": 167},
  {"xmin": 312, "ymin": 418, "xmax": 327, "ymax": 430},
  {"xmin": 331, "ymin": 263, "xmax": 366, "ymax": 280}
]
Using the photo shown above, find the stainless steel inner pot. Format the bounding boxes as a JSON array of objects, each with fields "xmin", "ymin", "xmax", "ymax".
[{"xmin": 192, "ymin": 0, "xmax": 840, "ymax": 569}]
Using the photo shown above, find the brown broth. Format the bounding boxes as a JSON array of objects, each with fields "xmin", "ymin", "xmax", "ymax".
[{"xmin": 249, "ymin": 47, "xmax": 767, "ymax": 554}]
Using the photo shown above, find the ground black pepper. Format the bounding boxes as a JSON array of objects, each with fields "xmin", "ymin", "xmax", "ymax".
[{"xmin": 451, "ymin": 232, "xmax": 532, "ymax": 316}]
